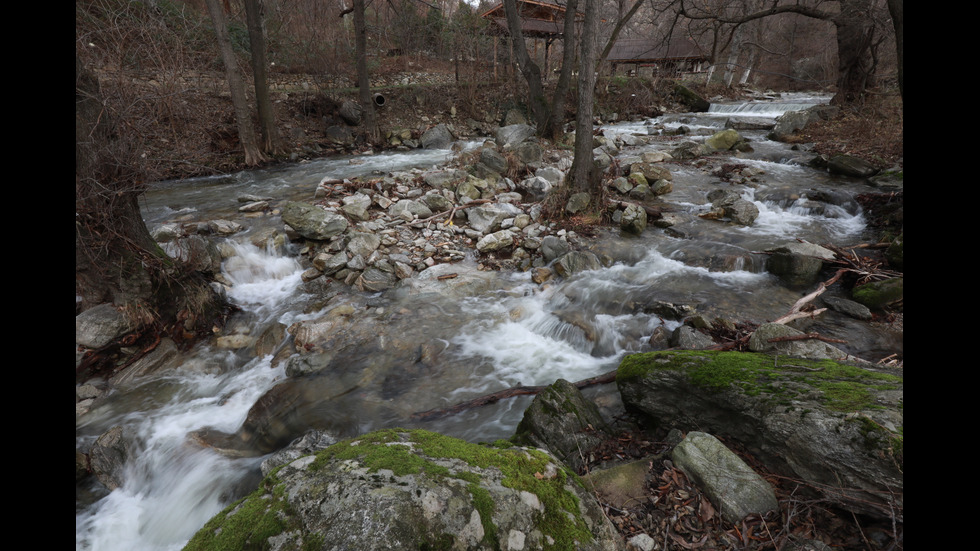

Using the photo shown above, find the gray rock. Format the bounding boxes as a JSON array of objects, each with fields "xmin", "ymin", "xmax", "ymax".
[
  {"xmin": 747, "ymin": 322, "xmax": 850, "ymax": 360},
  {"xmin": 707, "ymin": 189, "xmax": 759, "ymax": 226},
  {"xmin": 282, "ymin": 202, "xmax": 349, "ymax": 240},
  {"xmin": 540, "ymin": 235, "xmax": 571, "ymax": 262},
  {"xmin": 518, "ymin": 176, "xmax": 553, "ymax": 202},
  {"xmin": 769, "ymin": 109, "xmax": 813, "ymax": 141},
  {"xmin": 467, "ymin": 202, "xmax": 522, "ymax": 233},
  {"xmin": 89, "ymin": 426, "xmax": 129, "ymax": 491},
  {"xmin": 704, "ymin": 129, "xmax": 745, "ymax": 151},
  {"xmin": 610, "ymin": 176, "xmax": 633, "ymax": 194},
  {"xmin": 554, "ymin": 250, "xmax": 602, "ymax": 277},
  {"xmin": 476, "ymin": 229, "xmax": 516, "ymax": 253},
  {"xmin": 479, "ymin": 147, "xmax": 509, "ymax": 175},
  {"xmin": 513, "ymin": 379, "xmax": 610, "ymax": 471},
  {"xmin": 828, "ymin": 155, "xmax": 880, "ymax": 178},
  {"xmin": 672, "ymin": 431, "xmax": 778, "ymax": 523},
  {"xmin": 356, "ymin": 267, "xmax": 397, "ymax": 292},
  {"xmin": 822, "ymin": 296, "xmax": 873, "ymax": 320},
  {"xmin": 765, "ymin": 241, "xmax": 835, "ymax": 288},
  {"xmin": 76, "ymin": 303, "xmax": 136, "ymax": 349},
  {"xmin": 670, "ymin": 325, "xmax": 714, "ymax": 349},
  {"xmin": 535, "ymin": 166, "xmax": 564, "ymax": 185},
  {"xmin": 495, "ymin": 124, "xmax": 536, "ymax": 148},
  {"xmin": 341, "ymin": 194, "xmax": 373, "ymax": 221},
  {"xmin": 422, "ymin": 168, "xmax": 467, "ymax": 189},
  {"xmin": 208, "ymin": 219, "xmax": 243, "ymax": 235},
  {"xmin": 388, "ymin": 199, "xmax": 433, "ymax": 221},
  {"xmin": 420, "ymin": 123, "xmax": 453, "ymax": 149},
  {"xmin": 619, "ymin": 203, "xmax": 647, "ymax": 235},
  {"xmin": 565, "ymin": 192, "xmax": 591, "ymax": 214},
  {"xmin": 339, "ymin": 99, "xmax": 362, "ymax": 125}
]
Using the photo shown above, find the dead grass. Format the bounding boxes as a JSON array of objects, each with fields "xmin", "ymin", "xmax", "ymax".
[{"xmin": 800, "ymin": 93, "xmax": 904, "ymax": 169}]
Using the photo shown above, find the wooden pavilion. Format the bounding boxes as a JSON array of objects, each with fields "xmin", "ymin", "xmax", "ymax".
[
  {"xmin": 604, "ymin": 36, "xmax": 711, "ymax": 77},
  {"xmin": 480, "ymin": 0, "xmax": 582, "ymax": 79}
]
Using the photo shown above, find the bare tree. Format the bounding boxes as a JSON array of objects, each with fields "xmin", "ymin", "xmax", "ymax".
[
  {"xmin": 886, "ymin": 0, "xmax": 902, "ymax": 102},
  {"xmin": 349, "ymin": 0, "xmax": 380, "ymax": 143},
  {"xmin": 244, "ymin": 0, "xmax": 282, "ymax": 154},
  {"xmin": 567, "ymin": 0, "xmax": 601, "ymax": 192},
  {"xmin": 204, "ymin": 0, "xmax": 268, "ymax": 165},
  {"xmin": 676, "ymin": 0, "xmax": 890, "ymax": 104}
]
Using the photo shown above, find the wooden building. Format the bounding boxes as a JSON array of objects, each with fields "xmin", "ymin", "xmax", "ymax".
[
  {"xmin": 604, "ymin": 37, "xmax": 711, "ymax": 77},
  {"xmin": 480, "ymin": 0, "xmax": 582, "ymax": 79}
]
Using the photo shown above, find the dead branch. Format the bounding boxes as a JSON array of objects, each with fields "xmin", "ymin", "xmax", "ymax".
[
  {"xmin": 767, "ymin": 333, "xmax": 847, "ymax": 344},
  {"xmin": 411, "ymin": 369, "xmax": 617, "ymax": 421},
  {"xmin": 771, "ymin": 269, "xmax": 844, "ymax": 325}
]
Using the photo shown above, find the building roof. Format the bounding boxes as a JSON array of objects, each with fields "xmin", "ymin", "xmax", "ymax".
[
  {"xmin": 480, "ymin": 0, "xmax": 581, "ymax": 39},
  {"xmin": 605, "ymin": 37, "xmax": 710, "ymax": 63}
]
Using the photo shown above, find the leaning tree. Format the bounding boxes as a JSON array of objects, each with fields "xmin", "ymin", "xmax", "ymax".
[{"xmin": 675, "ymin": 0, "xmax": 895, "ymax": 104}]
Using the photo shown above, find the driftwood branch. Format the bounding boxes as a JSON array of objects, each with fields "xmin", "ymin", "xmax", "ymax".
[
  {"xmin": 411, "ymin": 369, "xmax": 617, "ymax": 421},
  {"xmin": 771, "ymin": 268, "xmax": 845, "ymax": 325},
  {"xmin": 767, "ymin": 333, "xmax": 847, "ymax": 344}
]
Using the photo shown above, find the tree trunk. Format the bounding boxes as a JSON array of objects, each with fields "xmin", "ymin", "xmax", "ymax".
[
  {"xmin": 568, "ymin": 0, "xmax": 600, "ymax": 193},
  {"xmin": 204, "ymin": 0, "xmax": 267, "ymax": 165},
  {"xmin": 75, "ymin": 55, "xmax": 222, "ymax": 330},
  {"xmin": 243, "ymin": 0, "xmax": 281, "ymax": 154},
  {"xmin": 831, "ymin": 0, "xmax": 876, "ymax": 105},
  {"xmin": 540, "ymin": 0, "xmax": 579, "ymax": 140},
  {"xmin": 503, "ymin": 0, "xmax": 550, "ymax": 129},
  {"xmin": 353, "ymin": 0, "xmax": 379, "ymax": 143},
  {"xmin": 887, "ymin": 0, "xmax": 903, "ymax": 102}
]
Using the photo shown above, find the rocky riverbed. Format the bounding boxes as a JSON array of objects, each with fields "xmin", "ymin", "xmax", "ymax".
[{"xmin": 77, "ymin": 99, "xmax": 903, "ymax": 551}]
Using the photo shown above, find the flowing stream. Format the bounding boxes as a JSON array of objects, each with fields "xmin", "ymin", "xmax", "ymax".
[{"xmin": 76, "ymin": 95, "xmax": 900, "ymax": 550}]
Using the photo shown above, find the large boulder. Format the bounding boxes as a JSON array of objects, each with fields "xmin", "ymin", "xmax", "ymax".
[
  {"xmin": 672, "ymin": 431, "xmax": 778, "ymax": 523},
  {"xmin": 765, "ymin": 241, "xmax": 836, "ymax": 288},
  {"xmin": 512, "ymin": 379, "xmax": 610, "ymax": 471},
  {"xmin": 183, "ymin": 429, "xmax": 625, "ymax": 551},
  {"xmin": 828, "ymin": 155, "xmax": 879, "ymax": 178},
  {"xmin": 672, "ymin": 84, "xmax": 710, "ymax": 112},
  {"xmin": 420, "ymin": 123, "xmax": 453, "ymax": 149},
  {"xmin": 616, "ymin": 350, "xmax": 903, "ymax": 521},
  {"xmin": 495, "ymin": 124, "xmax": 536, "ymax": 148},
  {"xmin": 281, "ymin": 202, "xmax": 349, "ymax": 240},
  {"xmin": 76, "ymin": 303, "xmax": 137, "ymax": 349}
]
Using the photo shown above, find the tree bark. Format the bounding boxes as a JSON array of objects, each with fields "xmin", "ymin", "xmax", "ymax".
[
  {"xmin": 503, "ymin": 0, "xmax": 550, "ymax": 129},
  {"xmin": 887, "ymin": 0, "xmax": 903, "ymax": 102},
  {"xmin": 353, "ymin": 0, "xmax": 379, "ymax": 143},
  {"xmin": 540, "ymin": 0, "xmax": 580, "ymax": 140},
  {"xmin": 204, "ymin": 0, "xmax": 267, "ymax": 166},
  {"xmin": 831, "ymin": 0, "xmax": 875, "ymax": 104},
  {"xmin": 243, "ymin": 0, "xmax": 281, "ymax": 154},
  {"xmin": 567, "ymin": 0, "xmax": 600, "ymax": 193}
]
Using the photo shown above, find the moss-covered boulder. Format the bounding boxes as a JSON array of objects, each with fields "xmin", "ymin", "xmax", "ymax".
[
  {"xmin": 184, "ymin": 429, "xmax": 624, "ymax": 551},
  {"xmin": 672, "ymin": 84, "xmax": 710, "ymax": 112},
  {"xmin": 512, "ymin": 379, "xmax": 611, "ymax": 471},
  {"xmin": 852, "ymin": 277, "xmax": 903, "ymax": 309},
  {"xmin": 616, "ymin": 350, "xmax": 903, "ymax": 521}
]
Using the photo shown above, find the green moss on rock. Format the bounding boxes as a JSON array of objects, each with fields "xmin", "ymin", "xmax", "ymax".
[
  {"xmin": 183, "ymin": 475, "xmax": 295, "ymax": 551},
  {"xmin": 618, "ymin": 350, "xmax": 901, "ymax": 412}
]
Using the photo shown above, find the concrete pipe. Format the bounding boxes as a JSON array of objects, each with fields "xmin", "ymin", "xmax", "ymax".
[{"xmin": 372, "ymin": 93, "xmax": 386, "ymax": 107}]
